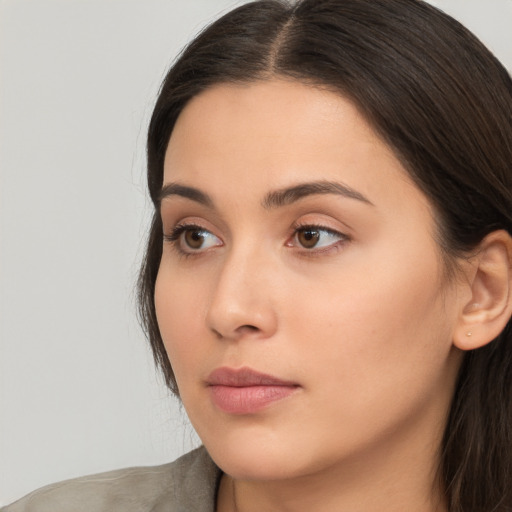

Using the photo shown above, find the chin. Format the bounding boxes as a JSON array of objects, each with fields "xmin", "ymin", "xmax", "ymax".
[
  {"xmin": 197, "ymin": 423, "xmax": 328, "ymax": 481},
  {"xmin": 209, "ymin": 444, "xmax": 302, "ymax": 481}
]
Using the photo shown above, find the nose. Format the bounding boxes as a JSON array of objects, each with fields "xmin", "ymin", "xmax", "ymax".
[{"xmin": 206, "ymin": 246, "xmax": 278, "ymax": 341}]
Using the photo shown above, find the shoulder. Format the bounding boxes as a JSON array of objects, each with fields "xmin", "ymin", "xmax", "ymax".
[{"xmin": 2, "ymin": 447, "xmax": 220, "ymax": 512}]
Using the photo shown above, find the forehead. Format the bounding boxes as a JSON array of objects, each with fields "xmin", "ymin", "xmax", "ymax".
[
  {"xmin": 166, "ymin": 79, "xmax": 383, "ymax": 168},
  {"xmin": 163, "ymin": 79, "xmax": 427, "ymax": 215}
]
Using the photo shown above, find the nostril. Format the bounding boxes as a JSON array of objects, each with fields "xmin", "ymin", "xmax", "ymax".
[
  {"xmin": 210, "ymin": 324, "xmax": 259, "ymax": 340},
  {"xmin": 238, "ymin": 325, "xmax": 259, "ymax": 333}
]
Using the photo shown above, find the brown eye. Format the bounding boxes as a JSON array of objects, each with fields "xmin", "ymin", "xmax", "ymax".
[
  {"xmin": 297, "ymin": 228, "xmax": 320, "ymax": 248},
  {"xmin": 184, "ymin": 229, "xmax": 205, "ymax": 249},
  {"xmin": 164, "ymin": 224, "xmax": 222, "ymax": 254},
  {"xmin": 289, "ymin": 225, "xmax": 349, "ymax": 251}
]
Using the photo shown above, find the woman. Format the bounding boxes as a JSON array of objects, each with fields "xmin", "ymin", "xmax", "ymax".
[{"xmin": 4, "ymin": 0, "xmax": 512, "ymax": 511}]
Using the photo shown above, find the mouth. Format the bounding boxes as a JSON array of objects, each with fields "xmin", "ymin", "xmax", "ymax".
[{"xmin": 205, "ymin": 367, "xmax": 300, "ymax": 415}]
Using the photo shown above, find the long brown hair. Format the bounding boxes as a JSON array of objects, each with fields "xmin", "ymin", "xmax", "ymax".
[{"xmin": 138, "ymin": 1, "xmax": 512, "ymax": 510}]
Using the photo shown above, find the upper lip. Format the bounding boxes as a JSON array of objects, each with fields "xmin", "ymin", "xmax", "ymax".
[{"xmin": 206, "ymin": 367, "xmax": 298, "ymax": 387}]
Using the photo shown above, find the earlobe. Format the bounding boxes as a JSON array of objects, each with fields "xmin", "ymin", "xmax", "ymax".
[{"xmin": 453, "ymin": 230, "xmax": 512, "ymax": 351}]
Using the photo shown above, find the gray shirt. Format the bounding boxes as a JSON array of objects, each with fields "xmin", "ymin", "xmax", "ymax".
[{"xmin": 2, "ymin": 447, "xmax": 221, "ymax": 512}]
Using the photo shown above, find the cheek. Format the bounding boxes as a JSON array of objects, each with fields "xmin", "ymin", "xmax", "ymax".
[
  {"xmin": 284, "ymin": 242, "xmax": 454, "ymax": 401},
  {"xmin": 154, "ymin": 266, "xmax": 208, "ymax": 380}
]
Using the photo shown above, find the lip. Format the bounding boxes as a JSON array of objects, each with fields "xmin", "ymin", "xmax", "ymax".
[{"xmin": 206, "ymin": 367, "xmax": 300, "ymax": 415}]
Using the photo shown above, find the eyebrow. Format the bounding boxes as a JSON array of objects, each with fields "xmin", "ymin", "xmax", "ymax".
[
  {"xmin": 158, "ymin": 183, "xmax": 214, "ymax": 208},
  {"xmin": 158, "ymin": 180, "xmax": 373, "ymax": 210},
  {"xmin": 262, "ymin": 180, "xmax": 374, "ymax": 209}
]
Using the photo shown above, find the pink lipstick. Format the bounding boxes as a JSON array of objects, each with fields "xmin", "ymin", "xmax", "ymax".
[{"xmin": 206, "ymin": 367, "xmax": 299, "ymax": 414}]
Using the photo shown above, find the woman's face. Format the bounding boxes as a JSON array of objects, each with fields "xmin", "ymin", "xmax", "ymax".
[{"xmin": 155, "ymin": 80, "xmax": 465, "ymax": 481}]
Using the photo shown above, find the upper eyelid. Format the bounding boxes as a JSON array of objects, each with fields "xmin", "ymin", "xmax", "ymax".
[
  {"xmin": 292, "ymin": 220, "xmax": 350, "ymax": 237},
  {"xmin": 167, "ymin": 222, "xmax": 218, "ymax": 239},
  {"xmin": 165, "ymin": 221, "xmax": 346, "ymax": 234},
  {"xmin": 162, "ymin": 215, "xmax": 352, "ymax": 244},
  {"xmin": 163, "ymin": 217, "xmax": 218, "ymax": 234},
  {"xmin": 294, "ymin": 223, "xmax": 344, "ymax": 232},
  {"xmin": 160, "ymin": 208, "xmax": 228, "ymax": 236},
  {"xmin": 291, "ymin": 225, "xmax": 349, "ymax": 242},
  {"xmin": 165, "ymin": 223, "xmax": 207, "ymax": 237},
  {"xmin": 160, "ymin": 194, "xmax": 357, "ymax": 230}
]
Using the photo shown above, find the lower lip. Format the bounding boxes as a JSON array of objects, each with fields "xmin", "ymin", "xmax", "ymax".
[{"xmin": 208, "ymin": 385, "xmax": 298, "ymax": 414}]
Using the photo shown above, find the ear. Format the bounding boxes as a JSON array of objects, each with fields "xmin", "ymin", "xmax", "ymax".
[{"xmin": 453, "ymin": 230, "xmax": 512, "ymax": 351}]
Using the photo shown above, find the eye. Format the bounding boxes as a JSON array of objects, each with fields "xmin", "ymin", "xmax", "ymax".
[
  {"xmin": 289, "ymin": 225, "xmax": 348, "ymax": 250},
  {"xmin": 164, "ymin": 224, "xmax": 222, "ymax": 254}
]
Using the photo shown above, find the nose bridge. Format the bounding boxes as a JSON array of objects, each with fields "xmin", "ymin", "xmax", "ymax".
[{"xmin": 206, "ymin": 238, "xmax": 278, "ymax": 340}]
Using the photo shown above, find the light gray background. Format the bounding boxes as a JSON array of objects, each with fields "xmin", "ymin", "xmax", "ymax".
[{"xmin": 1, "ymin": 0, "xmax": 511, "ymax": 505}]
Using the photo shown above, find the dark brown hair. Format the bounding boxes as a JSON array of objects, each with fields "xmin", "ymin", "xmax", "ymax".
[{"xmin": 138, "ymin": 1, "xmax": 512, "ymax": 510}]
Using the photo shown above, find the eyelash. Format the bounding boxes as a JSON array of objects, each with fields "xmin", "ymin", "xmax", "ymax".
[
  {"xmin": 163, "ymin": 222, "xmax": 350, "ymax": 258},
  {"xmin": 164, "ymin": 223, "xmax": 201, "ymax": 242},
  {"xmin": 289, "ymin": 223, "xmax": 350, "ymax": 255},
  {"xmin": 163, "ymin": 223, "xmax": 219, "ymax": 258}
]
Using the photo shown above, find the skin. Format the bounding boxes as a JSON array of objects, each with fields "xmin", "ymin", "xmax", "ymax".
[{"xmin": 154, "ymin": 80, "xmax": 469, "ymax": 512}]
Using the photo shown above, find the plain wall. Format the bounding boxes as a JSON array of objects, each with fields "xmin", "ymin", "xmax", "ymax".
[{"xmin": 1, "ymin": 0, "xmax": 511, "ymax": 505}]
